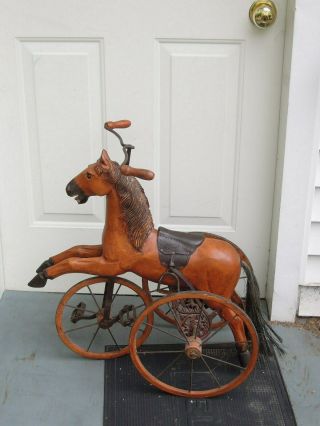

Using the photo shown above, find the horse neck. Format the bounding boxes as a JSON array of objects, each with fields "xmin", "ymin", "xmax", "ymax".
[
  {"xmin": 102, "ymin": 189, "xmax": 131, "ymax": 253},
  {"xmin": 104, "ymin": 189, "xmax": 124, "ymax": 235},
  {"xmin": 102, "ymin": 177, "xmax": 155, "ymax": 256}
]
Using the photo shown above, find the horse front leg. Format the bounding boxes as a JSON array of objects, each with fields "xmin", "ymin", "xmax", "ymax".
[
  {"xmin": 35, "ymin": 245, "xmax": 103, "ymax": 273},
  {"xmin": 28, "ymin": 256, "xmax": 123, "ymax": 288}
]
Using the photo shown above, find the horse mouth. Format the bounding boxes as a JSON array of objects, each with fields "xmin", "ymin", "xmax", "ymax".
[
  {"xmin": 66, "ymin": 180, "xmax": 89, "ymax": 204},
  {"xmin": 74, "ymin": 194, "xmax": 89, "ymax": 204}
]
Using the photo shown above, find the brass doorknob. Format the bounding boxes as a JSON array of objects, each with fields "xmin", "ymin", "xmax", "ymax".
[{"xmin": 249, "ymin": 1, "xmax": 277, "ymax": 29}]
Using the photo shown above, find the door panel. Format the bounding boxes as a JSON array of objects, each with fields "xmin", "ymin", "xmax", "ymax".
[
  {"xmin": 18, "ymin": 39, "xmax": 105, "ymax": 226},
  {"xmin": 0, "ymin": 0, "xmax": 287, "ymax": 294},
  {"xmin": 157, "ymin": 40, "xmax": 242, "ymax": 229}
]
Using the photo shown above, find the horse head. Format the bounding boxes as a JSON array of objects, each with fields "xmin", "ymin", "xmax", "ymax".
[{"xmin": 66, "ymin": 149, "xmax": 154, "ymax": 203}]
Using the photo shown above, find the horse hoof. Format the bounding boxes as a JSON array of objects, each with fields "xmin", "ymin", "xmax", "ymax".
[
  {"xmin": 238, "ymin": 350, "xmax": 251, "ymax": 367},
  {"xmin": 28, "ymin": 272, "xmax": 48, "ymax": 288},
  {"xmin": 36, "ymin": 258, "xmax": 53, "ymax": 273}
]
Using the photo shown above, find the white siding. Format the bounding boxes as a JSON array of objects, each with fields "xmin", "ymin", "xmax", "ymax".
[
  {"xmin": 307, "ymin": 151, "xmax": 320, "ymax": 261},
  {"xmin": 301, "ymin": 149, "xmax": 320, "ymax": 316}
]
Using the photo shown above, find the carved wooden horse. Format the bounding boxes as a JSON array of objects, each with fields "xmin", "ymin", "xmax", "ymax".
[{"xmin": 28, "ymin": 120, "xmax": 282, "ymax": 358}]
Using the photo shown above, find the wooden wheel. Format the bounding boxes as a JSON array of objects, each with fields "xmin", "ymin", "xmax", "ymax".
[
  {"xmin": 142, "ymin": 279, "xmax": 227, "ymax": 329},
  {"xmin": 129, "ymin": 291, "xmax": 259, "ymax": 398},
  {"xmin": 56, "ymin": 276, "xmax": 153, "ymax": 359}
]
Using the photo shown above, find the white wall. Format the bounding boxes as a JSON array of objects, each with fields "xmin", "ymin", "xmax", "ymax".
[
  {"xmin": 267, "ymin": 0, "xmax": 320, "ymax": 321},
  {"xmin": 0, "ymin": 0, "xmax": 319, "ymax": 320}
]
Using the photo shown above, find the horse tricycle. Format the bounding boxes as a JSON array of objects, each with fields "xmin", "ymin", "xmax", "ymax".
[{"xmin": 28, "ymin": 120, "xmax": 281, "ymax": 398}]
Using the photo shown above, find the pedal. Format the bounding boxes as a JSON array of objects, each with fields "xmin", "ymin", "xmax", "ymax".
[
  {"xmin": 71, "ymin": 302, "xmax": 86, "ymax": 323},
  {"xmin": 118, "ymin": 304, "xmax": 136, "ymax": 327}
]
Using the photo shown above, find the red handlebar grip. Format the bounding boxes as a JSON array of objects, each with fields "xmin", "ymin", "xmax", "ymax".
[{"xmin": 104, "ymin": 120, "xmax": 131, "ymax": 129}]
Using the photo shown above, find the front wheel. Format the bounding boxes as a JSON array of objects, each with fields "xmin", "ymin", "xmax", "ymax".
[
  {"xmin": 129, "ymin": 291, "xmax": 259, "ymax": 398},
  {"xmin": 56, "ymin": 276, "xmax": 153, "ymax": 359}
]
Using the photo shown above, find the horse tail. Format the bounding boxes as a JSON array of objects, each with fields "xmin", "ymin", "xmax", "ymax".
[
  {"xmin": 240, "ymin": 257, "xmax": 284, "ymax": 355},
  {"xmin": 204, "ymin": 233, "xmax": 284, "ymax": 354}
]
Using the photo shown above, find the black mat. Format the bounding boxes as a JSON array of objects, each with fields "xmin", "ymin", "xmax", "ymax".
[{"xmin": 104, "ymin": 344, "xmax": 296, "ymax": 426}]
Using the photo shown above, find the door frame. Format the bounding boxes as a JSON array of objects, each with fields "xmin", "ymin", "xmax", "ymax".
[
  {"xmin": 0, "ymin": 0, "xmax": 318, "ymax": 322},
  {"xmin": 267, "ymin": 0, "xmax": 320, "ymax": 321}
]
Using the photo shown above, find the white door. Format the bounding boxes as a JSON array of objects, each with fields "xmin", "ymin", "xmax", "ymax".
[{"xmin": 0, "ymin": 0, "xmax": 287, "ymax": 295}]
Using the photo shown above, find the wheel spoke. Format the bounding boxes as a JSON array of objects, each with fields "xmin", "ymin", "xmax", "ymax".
[
  {"xmin": 134, "ymin": 286, "xmax": 171, "ymax": 311},
  {"xmin": 107, "ymin": 328, "xmax": 121, "ymax": 351},
  {"xmin": 148, "ymin": 286, "xmax": 170, "ymax": 295},
  {"xmin": 112, "ymin": 284, "xmax": 122, "ymax": 303},
  {"xmin": 189, "ymin": 359, "xmax": 194, "ymax": 392},
  {"xmin": 138, "ymin": 350, "xmax": 184, "ymax": 354},
  {"xmin": 202, "ymin": 316, "xmax": 234, "ymax": 343},
  {"xmin": 145, "ymin": 322, "xmax": 187, "ymax": 343},
  {"xmin": 203, "ymin": 339, "xmax": 253, "ymax": 347},
  {"xmin": 87, "ymin": 325, "xmax": 101, "ymax": 351},
  {"xmin": 156, "ymin": 353, "xmax": 184, "ymax": 379},
  {"xmin": 202, "ymin": 353, "xmax": 245, "ymax": 370},
  {"xmin": 200, "ymin": 356, "xmax": 221, "ymax": 387},
  {"xmin": 132, "ymin": 322, "xmax": 186, "ymax": 343},
  {"xmin": 87, "ymin": 286, "xmax": 101, "ymax": 310},
  {"xmin": 64, "ymin": 322, "xmax": 98, "ymax": 334}
]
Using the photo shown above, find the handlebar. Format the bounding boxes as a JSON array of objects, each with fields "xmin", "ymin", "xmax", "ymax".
[
  {"xmin": 103, "ymin": 120, "xmax": 154, "ymax": 180},
  {"xmin": 104, "ymin": 119, "xmax": 134, "ymax": 165},
  {"xmin": 104, "ymin": 120, "xmax": 131, "ymax": 129},
  {"xmin": 120, "ymin": 165, "xmax": 154, "ymax": 181}
]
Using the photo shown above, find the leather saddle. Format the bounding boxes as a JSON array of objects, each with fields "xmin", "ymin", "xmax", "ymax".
[{"xmin": 157, "ymin": 226, "xmax": 205, "ymax": 269}]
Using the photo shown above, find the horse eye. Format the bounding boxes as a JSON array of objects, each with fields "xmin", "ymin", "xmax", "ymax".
[{"xmin": 86, "ymin": 172, "xmax": 93, "ymax": 179}]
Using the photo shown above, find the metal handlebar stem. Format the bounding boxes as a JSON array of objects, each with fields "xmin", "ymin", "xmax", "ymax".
[{"xmin": 104, "ymin": 126, "xmax": 135, "ymax": 166}]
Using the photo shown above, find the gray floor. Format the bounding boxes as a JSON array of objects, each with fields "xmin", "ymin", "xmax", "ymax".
[
  {"xmin": 273, "ymin": 324, "xmax": 320, "ymax": 426},
  {"xmin": 0, "ymin": 290, "xmax": 319, "ymax": 426},
  {"xmin": 0, "ymin": 291, "xmax": 104, "ymax": 426}
]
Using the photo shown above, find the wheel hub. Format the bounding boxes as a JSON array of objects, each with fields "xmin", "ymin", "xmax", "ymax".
[
  {"xmin": 99, "ymin": 317, "xmax": 118, "ymax": 329},
  {"xmin": 185, "ymin": 337, "xmax": 202, "ymax": 359}
]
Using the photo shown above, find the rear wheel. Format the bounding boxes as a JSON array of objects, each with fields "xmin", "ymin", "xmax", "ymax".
[
  {"xmin": 129, "ymin": 291, "xmax": 259, "ymax": 398},
  {"xmin": 56, "ymin": 276, "xmax": 153, "ymax": 359}
]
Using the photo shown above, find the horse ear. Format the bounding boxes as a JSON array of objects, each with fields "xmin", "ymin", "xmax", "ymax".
[{"xmin": 100, "ymin": 149, "xmax": 111, "ymax": 170}]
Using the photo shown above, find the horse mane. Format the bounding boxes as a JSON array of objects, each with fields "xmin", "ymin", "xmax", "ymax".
[{"xmin": 112, "ymin": 162, "xmax": 154, "ymax": 251}]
